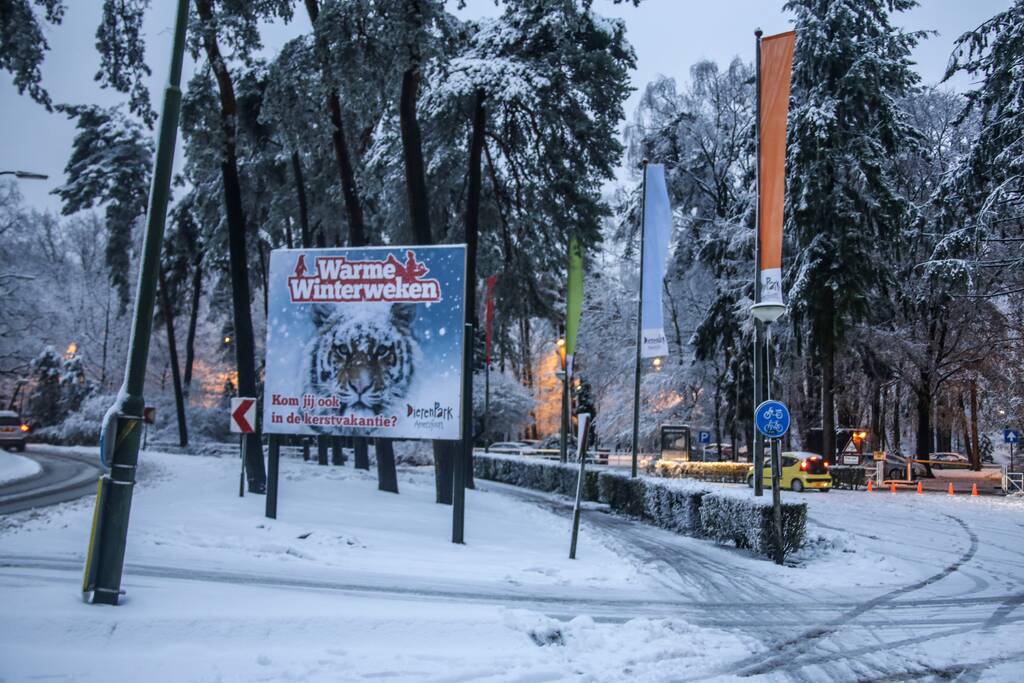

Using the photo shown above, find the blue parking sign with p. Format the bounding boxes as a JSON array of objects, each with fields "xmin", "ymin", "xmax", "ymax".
[
  {"xmin": 755, "ymin": 400, "xmax": 790, "ymax": 439},
  {"xmin": 698, "ymin": 430, "xmax": 711, "ymax": 445}
]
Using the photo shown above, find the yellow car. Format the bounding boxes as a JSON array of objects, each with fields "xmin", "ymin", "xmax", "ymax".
[{"xmin": 746, "ymin": 451, "xmax": 832, "ymax": 492}]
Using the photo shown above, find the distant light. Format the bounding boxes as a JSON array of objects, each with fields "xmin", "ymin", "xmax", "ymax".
[
  {"xmin": 223, "ymin": 336, "xmax": 232, "ymax": 344},
  {"xmin": 20, "ymin": 424, "xmax": 30, "ymax": 433},
  {"xmin": 556, "ymin": 338, "xmax": 565, "ymax": 347},
  {"xmin": 66, "ymin": 342, "xmax": 77, "ymax": 356},
  {"xmin": 652, "ymin": 357, "xmax": 662, "ymax": 368}
]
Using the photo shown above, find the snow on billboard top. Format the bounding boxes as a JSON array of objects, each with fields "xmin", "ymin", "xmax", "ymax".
[{"xmin": 263, "ymin": 245, "xmax": 467, "ymax": 440}]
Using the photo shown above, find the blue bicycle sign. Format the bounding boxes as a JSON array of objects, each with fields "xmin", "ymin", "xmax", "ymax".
[{"xmin": 755, "ymin": 400, "xmax": 791, "ymax": 439}]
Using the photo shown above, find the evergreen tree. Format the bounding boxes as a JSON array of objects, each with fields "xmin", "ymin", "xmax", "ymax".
[
  {"xmin": 59, "ymin": 351, "xmax": 92, "ymax": 416},
  {"xmin": 27, "ymin": 345, "xmax": 63, "ymax": 425},
  {"xmin": 54, "ymin": 105, "xmax": 153, "ymax": 311},
  {"xmin": 784, "ymin": 0, "xmax": 922, "ymax": 460}
]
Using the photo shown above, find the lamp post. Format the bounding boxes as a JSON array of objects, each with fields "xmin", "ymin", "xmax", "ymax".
[
  {"xmin": 82, "ymin": 0, "xmax": 191, "ymax": 606},
  {"xmin": 0, "ymin": 170, "xmax": 48, "ymax": 180},
  {"xmin": 556, "ymin": 337, "xmax": 569, "ymax": 463}
]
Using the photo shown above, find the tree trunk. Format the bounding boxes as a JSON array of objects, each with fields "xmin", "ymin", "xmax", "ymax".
[
  {"xmin": 892, "ymin": 381, "xmax": 902, "ymax": 454},
  {"xmin": 970, "ymin": 378, "xmax": 980, "ymax": 471},
  {"xmin": 398, "ymin": 53, "xmax": 452, "ymax": 502},
  {"xmin": 303, "ymin": 0, "xmax": 366, "ymax": 247},
  {"xmin": 462, "ymin": 88, "xmax": 485, "ymax": 489},
  {"xmin": 291, "ymin": 151, "xmax": 311, "ymax": 248},
  {"xmin": 399, "ymin": 67, "xmax": 432, "ymax": 245},
  {"xmin": 374, "ymin": 438, "xmax": 399, "ymax": 493},
  {"xmin": 158, "ymin": 268, "xmax": 188, "ymax": 447},
  {"xmin": 182, "ymin": 256, "xmax": 202, "ymax": 400},
  {"xmin": 869, "ymin": 382, "xmax": 881, "ymax": 453},
  {"xmin": 915, "ymin": 370, "xmax": 932, "ymax": 459},
  {"xmin": 915, "ymin": 369, "xmax": 933, "ymax": 477},
  {"xmin": 958, "ymin": 390, "xmax": 973, "ymax": 463},
  {"xmin": 196, "ymin": 0, "xmax": 266, "ymax": 492},
  {"xmin": 353, "ymin": 438, "xmax": 369, "ymax": 470},
  {"xmin": 820, "ymin": 325, "xmax": 835, "ymax": 465},
  {"xmin": 331, "ymin": 436, "xmax": 345, "ymax": 465}
]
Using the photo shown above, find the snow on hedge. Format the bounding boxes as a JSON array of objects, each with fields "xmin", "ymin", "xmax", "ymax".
[{"xmin": 476, "ymin": 454, "xmax": 807, "ymax": 560}]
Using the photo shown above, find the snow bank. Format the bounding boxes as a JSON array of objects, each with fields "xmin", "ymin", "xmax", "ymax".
[{"xmin": 0, "ymin": 452, "xmax": 41, "ymax": 485}]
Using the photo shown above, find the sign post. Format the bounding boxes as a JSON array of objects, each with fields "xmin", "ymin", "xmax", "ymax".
[
  {"xmin": 755, "ymin": 400, "xmax": 790, "ymax": 565},
  {"xmin": 569, "ymin": 413, "xmax": 592, "ymax": 559},
  {"xmin": 1005, "ymin": 429, "xmax": 1020, "ymax": 472},
  {"xmin": 698, "ymin": 430, "xmax": 711, "ymax": 461},
  {"xmin": 231, "ymin": 397, "xmax": 256, "ymax": 498}
]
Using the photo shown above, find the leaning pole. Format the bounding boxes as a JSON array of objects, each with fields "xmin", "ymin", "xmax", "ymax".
[{"xmin": 82, "ymin": 0, "xmax": 191, "ymax": 606}]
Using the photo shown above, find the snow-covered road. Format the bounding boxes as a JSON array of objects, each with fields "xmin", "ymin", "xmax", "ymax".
[
  {"xmin": 484, "ymin": 480, "xmax": 1024, "ymax": 680},
  {"xmin": 1, "ymin": 446, "xmax": 1023, "ymax": 681}
]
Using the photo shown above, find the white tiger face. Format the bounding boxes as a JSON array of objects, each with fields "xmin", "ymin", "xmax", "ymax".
[{"xmin": 304, "ymin": 304, "xmax": 417, "ymax": 420}]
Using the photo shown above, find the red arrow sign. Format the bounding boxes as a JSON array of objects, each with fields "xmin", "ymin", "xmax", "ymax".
[{"xmin": 231, "ymin": 398, "xmax": 256, "ymax": 433}]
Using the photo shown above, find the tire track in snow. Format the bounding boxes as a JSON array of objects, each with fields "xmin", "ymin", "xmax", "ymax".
[{"xmin": 700, "ymin": 513, "xmax": 979, "ymax": 680}]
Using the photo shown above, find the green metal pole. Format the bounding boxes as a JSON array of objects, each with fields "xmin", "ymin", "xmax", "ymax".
[{"xmin": 83, "ymin": 0, "xmax": 191, "ymax": 606}]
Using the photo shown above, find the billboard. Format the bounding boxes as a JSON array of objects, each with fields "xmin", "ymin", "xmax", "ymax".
[{"xmin": 262, "ymin": 245, "xmax": 467, "ymax": 440}]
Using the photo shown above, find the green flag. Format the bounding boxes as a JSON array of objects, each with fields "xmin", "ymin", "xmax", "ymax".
[{"xmin": 565, "ymin": 236, "xmax": 584, "ymax": 376}]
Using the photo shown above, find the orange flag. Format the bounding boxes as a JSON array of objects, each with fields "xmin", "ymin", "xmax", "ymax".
[{"xmin": 758, "ymin": 31, "xmax": 796, "ymax": 306}]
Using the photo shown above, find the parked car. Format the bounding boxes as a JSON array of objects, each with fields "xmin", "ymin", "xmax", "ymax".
[
  {"xmin": 746, "ymin": 452, "xmax": 832, "ymax": 492},
  {"xmin": 0, "ymin": 410, "xmax": 29, "ymax": 452},
  {"xmin": 883, "ymin": 453, "xmax": 928, "ymax": 480},
  {"xmin": 536, "ymin": 434, "xmax": 577, "ymax": 451},
  {"xmin": 929, "ymin": 452, "xmax": 970, "ymax": 469},
  {"xmin": 487, "ymin": 441, "xmax": 529, "ymax": 454}
]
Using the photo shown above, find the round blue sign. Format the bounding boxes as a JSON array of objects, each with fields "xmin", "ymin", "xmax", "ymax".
[{"xmin": 755, "ymin": 400, "xmax": 790, "ymax": 439}]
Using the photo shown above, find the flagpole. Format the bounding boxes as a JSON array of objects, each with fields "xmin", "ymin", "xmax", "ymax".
[
  {"xmin": 752, "ymin": 29, "xmax": 766, "ymax": 497},
  {"xmin": 630, "ymin": 160, "xmax": 649, "ymax": 479}
]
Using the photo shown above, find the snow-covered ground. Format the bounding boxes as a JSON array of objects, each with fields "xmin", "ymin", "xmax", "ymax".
[
  {"xmin": 0, "ymin": 451, "xmax": 41, "ymax": 485},
  {"xmin": 2, "ymin": 445, "xmax": 1024, "ymax": 681},
  {"xmin": 0, "ymin": 447, "xmax": 754, "ymax": 682}
]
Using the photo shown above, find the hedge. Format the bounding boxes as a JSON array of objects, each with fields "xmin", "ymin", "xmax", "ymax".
[
  {"xmin": 474, "ymin": 452, "xmax": 600, "ymax": 501},
  {"xmin": 475, "ymin": 453, "xmax": 806, "ymax": 560},
  {"xmin": 649, "ymin": 459, "xmax": 751, "ymax": 484}
]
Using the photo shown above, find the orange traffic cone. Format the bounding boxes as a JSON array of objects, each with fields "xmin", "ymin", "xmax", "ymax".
[
  {"xmin": 867, "ymin": 480, "xmax": 873, "ymax": 492},
  {"xmin": 917, "ymin": 481, "xmax": 923, "ymax": 495},
  {"xmin": 890, "ymin": 482, "xmax": 897, "ymax": 494},
  {"xmin": 971, "ymin": 483, "xmax": 978, "ymax": 497},
  {"xmin": 948, "ymin": 482, "xmax": 955, "ymax": 496}
]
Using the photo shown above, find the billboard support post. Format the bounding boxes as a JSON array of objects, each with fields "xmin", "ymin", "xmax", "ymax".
[
  {"xmin": 453, "ymin": 322, "xmax": 473, "ymax": 544},
  {"xmin": 266, "ymin": 435, "xmax": 279, "ymax": 519}
]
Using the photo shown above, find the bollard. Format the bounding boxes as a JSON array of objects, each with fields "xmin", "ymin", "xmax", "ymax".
[
  {"xmin": 867, "ymin": 480, "xmax": 873, "ymax": 492},
  {"xmin": 916, "ymin": 481, "xmax": 923, "ymax": 495},
  {"xmin": 971, "ymin": 483, "xmax": 978, "ymax": 497},
  {"xmin": 948, "ymin": 482, "xmax": 955, "ymax": 496},
  {"xmin": 890, "ymin": 482, "xmax": 896, "ymax": 494}
]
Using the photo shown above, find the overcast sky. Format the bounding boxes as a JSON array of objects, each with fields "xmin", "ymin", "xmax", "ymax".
[{"xmin": 0, "ymin": 0, "xmax": 1010, "ymax": 214}]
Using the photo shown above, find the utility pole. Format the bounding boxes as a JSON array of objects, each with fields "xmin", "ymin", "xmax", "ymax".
[
  {"xmin": 82, "ymin": 0, "xmax": 191, "ymax": 606},
  {"xmin": 630, "ymin": 160, "xmax": 649, "ymax": 478}
]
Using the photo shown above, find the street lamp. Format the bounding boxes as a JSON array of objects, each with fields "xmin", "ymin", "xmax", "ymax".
[{"xmin": 0, "ymin": 170, "xmax": 48, "ymax": 180}]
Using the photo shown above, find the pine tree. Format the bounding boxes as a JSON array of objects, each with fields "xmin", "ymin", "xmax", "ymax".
[
  {"xmin": 28, "ymin": 345, "xmax": 63, "ymax": 426},
  {"xmin": 54, "ymin": 105, "xmax": 153, "ymax": 311},
  {"xmin": 785, "ymin": 0, "xmax": 922, "ymax": 460}
]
